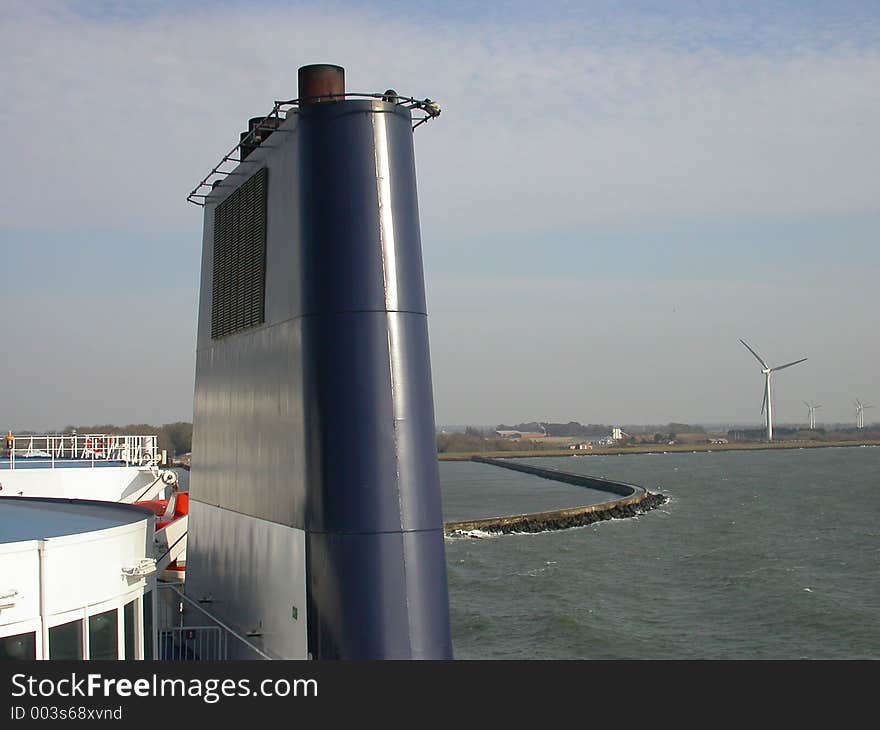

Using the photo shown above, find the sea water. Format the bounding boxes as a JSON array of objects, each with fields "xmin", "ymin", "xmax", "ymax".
[{"xmin": 441, "ymin": 446, "xmax": 880, "ymax": 659}]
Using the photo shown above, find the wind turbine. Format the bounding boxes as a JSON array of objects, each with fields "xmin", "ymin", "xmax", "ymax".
[
  {"xmin": 740, "ymin": 339, "xmax": 807, "ymax": 441},
  {"xmin": 804, "ymin": 401, "xmax": 822, "ymax": 430},
  {"xmin": 855, "ymin": 400, "xmax": 874, "ymax": 429}
]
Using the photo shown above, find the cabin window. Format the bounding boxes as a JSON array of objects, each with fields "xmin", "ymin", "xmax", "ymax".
[
  {"xmin": 49, "ymin": 620, "xmax": 83, "ymax": 660},
  {"xmin": 143, "ymin": 592, "xmax": 154, "ymax": 660},
  {"xmin": 0, "ymin": 631, "xmax": 36, "ymax": 660},
  {"xmin": 124, "ymin": 600, "xmax": 136, "ymax": 659},
  {"xmin": 89, "ymin": 609, "xmax": 118, "ymax": 660}
]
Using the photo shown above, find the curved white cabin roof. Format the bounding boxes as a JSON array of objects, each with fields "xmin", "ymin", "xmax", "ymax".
[{"xmin": 0, "ymin": 497, "xmax": 152, "ymax": 544}]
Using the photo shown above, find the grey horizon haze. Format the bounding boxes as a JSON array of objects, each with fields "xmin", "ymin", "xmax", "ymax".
[{"xmin": 1, "ymin": 1, "xmax": 878, "ymax": 431}]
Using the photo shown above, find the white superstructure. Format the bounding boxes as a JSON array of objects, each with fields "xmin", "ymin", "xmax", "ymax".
[
  {"xmin": 1, "ymin": 433, "xmax": 168, "ymax": 503},
  {"xmin": 0, "ymin": 498, "xmax": 157, "ymax": 660}
]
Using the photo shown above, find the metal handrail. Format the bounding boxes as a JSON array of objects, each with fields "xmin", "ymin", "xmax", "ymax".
[
  {"xmin": 157, "ymin": 583, "xmax": 275, "ymax": 660},
  {"xmin": 4, "ymin": 434, "xmax": 160, "ymax": 469},
  {"xmin": 186, "ymin": 91, "xmax": 441, "ymax": 206}
]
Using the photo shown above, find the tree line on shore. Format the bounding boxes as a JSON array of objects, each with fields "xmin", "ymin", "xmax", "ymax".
[
  {"xmin": 437, "ymin": 428, "xmax": 551, "ymax": 454},
  {"xmin": 59, "ymin": 422, "xmax": 193, "ymax": 457},
  {"xmin": 493, "ymin": 421, "xmax": 705, "ymax": 437},
  {"xmin": 14, "ymin": 418, "xmax": 874, "ymax": 459}
]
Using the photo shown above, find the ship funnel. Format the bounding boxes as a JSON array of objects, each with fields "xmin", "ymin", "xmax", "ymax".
[{"xmin": 188, "ymin": 63, "xmax": 452, "ymax": 660}]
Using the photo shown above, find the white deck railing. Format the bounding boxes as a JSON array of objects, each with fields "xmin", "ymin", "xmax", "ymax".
[{"xmin": 4, "ymin": 434, "xmax": 160, "ymax": 469}]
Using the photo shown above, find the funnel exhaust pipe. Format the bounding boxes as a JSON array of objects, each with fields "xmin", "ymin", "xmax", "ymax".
[
  {"xmin": 298, "ymin": 63, "xmax": 345, "ymax": 104},
  {"xmin": 239, "ymin": 64, "xmax": 344, "ymax": 159}
]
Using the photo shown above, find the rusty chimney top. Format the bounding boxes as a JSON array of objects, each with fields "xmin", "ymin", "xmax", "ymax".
[{"xmin": 298, "ymin": 64, "xmax": 345, "ymax": 105}]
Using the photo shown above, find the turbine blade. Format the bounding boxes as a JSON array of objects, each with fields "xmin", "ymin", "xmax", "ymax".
[
  {"xmin": 771, "ymin": 357, "xmax": 807, "ymax": 372},
  {"xmin": 740, "ymin": 339, "xmax": 768, "ymax": 368},
  {"xmin": 815, "ymin": 405, "xmax": 822, "ymax": 409},
  {"xmin": 761, "ymin": 380, "xmax": 768, "ymax": 415}
]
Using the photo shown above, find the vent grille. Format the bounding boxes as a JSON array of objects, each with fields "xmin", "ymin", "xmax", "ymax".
[{"xmin": 211, "ymin": 167, "xmax": 268, "ymax": 339}]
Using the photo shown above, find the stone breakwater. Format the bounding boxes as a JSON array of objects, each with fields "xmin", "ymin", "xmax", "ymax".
[{"xmin": 443, "ymin": 456, "xmax": 667, "ymax": 537}]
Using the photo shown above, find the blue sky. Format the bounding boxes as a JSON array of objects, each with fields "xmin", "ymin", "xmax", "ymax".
[{"xmin": 1, "ymin": 1, "xmax": 878, "ymax": 429}]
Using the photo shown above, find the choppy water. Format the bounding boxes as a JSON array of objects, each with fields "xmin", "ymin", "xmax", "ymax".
[{"xmin": 441, "ymin": 447, "xmax": 880, "ymax": 659}]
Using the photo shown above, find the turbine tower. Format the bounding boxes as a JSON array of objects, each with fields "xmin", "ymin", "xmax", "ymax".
[
  {"xmin": 804, "ymin": 401, "xmax": 821, "ymax": 430},
  {"xmin": 740, "ymin": 339, "xmax": 807, "ymax": 441},
  {"xmin": 855, "ymin": 400, "xmax": 874, "ymax": 429}
]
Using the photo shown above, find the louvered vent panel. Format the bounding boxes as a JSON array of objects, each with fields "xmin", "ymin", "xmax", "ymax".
[{"xmin": 211, "ymin": 167, "xmax": 268, "ymax": 339}]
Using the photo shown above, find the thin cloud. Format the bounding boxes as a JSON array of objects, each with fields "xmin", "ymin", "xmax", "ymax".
[
  {"xmin": 1, "ymin": 2, "xmax": 878, "ymax": 428},
  {"xmin": 2, "ymin": 2, "xmax": 877, "ymax": 231}
]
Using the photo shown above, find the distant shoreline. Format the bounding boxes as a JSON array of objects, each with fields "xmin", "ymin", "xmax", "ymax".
[{"xmin": 437, "ymin": 439, "xmax": 880, "ymax": 461}]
